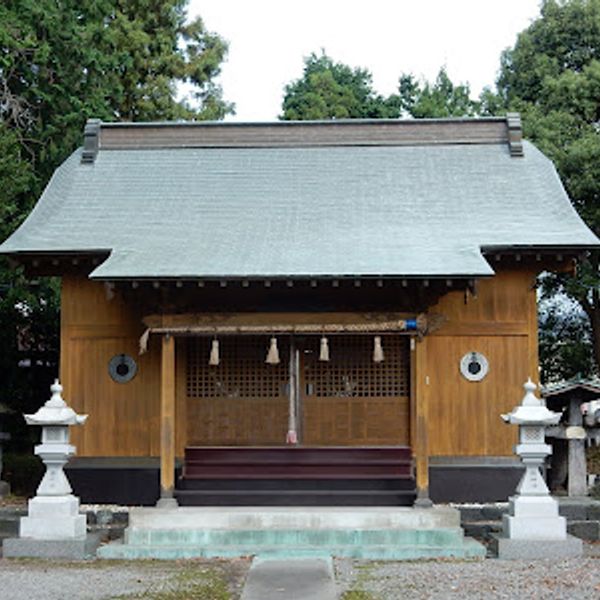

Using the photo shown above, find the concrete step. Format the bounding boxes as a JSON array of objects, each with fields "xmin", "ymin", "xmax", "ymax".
[
  {"xmin": 97, "ymin": 505, "xmax": 485, "ymax": 560},
  {"xmin": 123, "ymin": 505, "xmax": 461, "ymax": 529},
  {"xmin": 124, "ymin": 526, "xmax": 466, "ymax": 547},
  {"xmin": 98, "ymin": 540, "xmax": 485, "ymax": 561}
]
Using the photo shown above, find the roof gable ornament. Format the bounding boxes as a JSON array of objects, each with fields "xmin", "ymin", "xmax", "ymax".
[
  {"xmin": 81, "ymin": 118, "xmax": 101, "ymax": 164},
  {"xmin": 507, "ymin": 113, "xmax": 523, "ymax": 157}
]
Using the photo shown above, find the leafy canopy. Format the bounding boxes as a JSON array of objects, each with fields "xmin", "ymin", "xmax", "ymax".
[
  {"xmin": 0, "ymin": 0, "xmax": 232, "ymax": 441},
  {"xmin": 281, "ymin": 52, "xmax": 402, "ymax": 120},
  {"xmin": 281, "ymin": 52, "xmax": 480, "ymax": 122},
  {"xmin": 495, "ymin": 0, "xmax": 600, "ymax": 377},
  {"xmin": 397, "ymin": 68, "xmax": 480, "ymax": 118}
]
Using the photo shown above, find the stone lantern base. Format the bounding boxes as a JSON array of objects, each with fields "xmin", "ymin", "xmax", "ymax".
[
  {"xmin": 3, "ymin": 533, "xmax": 101, "ymax": 560},
  {"xmin": 3, "ymin": 494, "xmax": 101, "ymax": 559},
  {"xmin": 20, "ymin": 495, "xmax": 87, "ymax": 539},
  {"xmin": 492, "ymin": 494, "xmax": 583, "ymax": 559},
  {"xmin": 503, "ymin": 495, "xmax": 566, "ymax": 539},
  {"xmin": 491, "ymin": 534, "xmax": 583, "ymax": 560}
]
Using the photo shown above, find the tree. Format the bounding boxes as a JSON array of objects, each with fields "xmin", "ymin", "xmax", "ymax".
[
  {"xmin": 397, "ymin": 68, "xmax": 481, "ymax": 118},
  {"xmin": 280, "ymin": 52, "xmax": 401, "ymax": 120},
  {"xmin": 494, "ymin": 0, "xmax": 600, "ymax": 377},
  {"xmin": 0, "ymin": 1, "xmax": 232, "ymax": 444},
  {"xmin": 539, "ymin": 294, "xmax": 596, "ymax": 382},
  {"xmin": 0, "ymin": 0, "xmax": 233, "ymax": 188}
]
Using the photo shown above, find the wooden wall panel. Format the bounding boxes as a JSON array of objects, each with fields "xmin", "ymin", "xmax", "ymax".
[
  {"xmin": 423, "ymin": 268, "xmax": 538, "ymax": 457},
  {"xmin": 63, "ymin": 337, "xmax": 161, "ymax": 456},
  {"xmin": 61, "ymin": 276, "xmax": 163, "ymax": 457},
  {"xmin": 425, "ymin": 335, "xmax": 527, "ymax": 456},
  {"xmin": 303, "ymin": 396, "xmax": 409, "ymax": 446},
  {"xmin": 431, "ymin": 269, "xmax": 536, "ymax": 327},
  {"xmin": 187, "ymin": 397, "xmax": 289, "ymax": 445}
]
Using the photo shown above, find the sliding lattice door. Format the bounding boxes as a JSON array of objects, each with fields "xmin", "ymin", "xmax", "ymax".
[
  {"xmin": 301, "ymin": 335, "xmax": 410, "ymax": 446},
  {"xmin": 186, "ymin": 337, "xmax": 289, "ymax": 445},
  {"xmin": 186, "ymin": 335, "xmax": 411, "ymax": 447}
]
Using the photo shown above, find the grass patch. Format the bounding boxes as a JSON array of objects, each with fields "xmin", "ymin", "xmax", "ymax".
[
  {"xmin": 0, "ymin": 493, "xmax": 27, "ymax": 507},
  {"xmin": 340, "ymin": 591, "xmax": 379, "ymax": 600},
  {"xmin": 339, "ymin": 563, "xmax": 380, "ymax": 600},
  {"xmin": 111, "ymin": 565, "xmax": 231, "ymax": 600}
]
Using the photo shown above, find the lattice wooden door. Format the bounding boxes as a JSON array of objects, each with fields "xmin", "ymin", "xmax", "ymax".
[
  {"xmin": 186, "ymin": 337, "xmax": 290, "ymax": 445},
  {"xmin": 301, "ymin": 335, "xmax": 410, "ymax": 446}
]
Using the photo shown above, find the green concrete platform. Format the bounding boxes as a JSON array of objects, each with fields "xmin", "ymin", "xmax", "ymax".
[{"xmin": 97, "ymin": 506, "xmax": 485, "ymax": 561}]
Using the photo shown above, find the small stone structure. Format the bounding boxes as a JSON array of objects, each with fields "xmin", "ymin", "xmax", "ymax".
[
  {"xmin": 544, "ymin": 378, "xmax": 600, "ymax": 496},
  {"xmin": 492, "ymin": 379, "xmax": 583, "ymax": 559},
  {"xmin": 3, "ymin": 380, "xmax": 100, "ymax": 559}
]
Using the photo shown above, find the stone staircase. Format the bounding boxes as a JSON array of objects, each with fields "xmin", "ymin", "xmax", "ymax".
[{"xmin": 97, "ymin": 506, "xmax": 485, "ymax": 561}]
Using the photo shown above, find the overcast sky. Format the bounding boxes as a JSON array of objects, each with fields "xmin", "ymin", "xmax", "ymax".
[{"xmin": 188, "ymin": 0, "xmax": 542, "ymax": 121}]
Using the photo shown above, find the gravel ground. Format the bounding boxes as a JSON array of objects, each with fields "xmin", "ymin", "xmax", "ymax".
[
  {"xmin": 0, "ymin": 558, "xmax": 251, "ymax": 600},
  {"xmin": 0, "ymin": 550, "xmax": 599, "ymax": 599},
  {"xmin": 335, "ymin": 553, "xmax": 600, "ymax": 599}
]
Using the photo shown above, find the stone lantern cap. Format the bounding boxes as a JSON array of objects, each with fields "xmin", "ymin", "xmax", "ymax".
[
  {"xmin": 24, "ymin": 380, "xmax": 87, "ymax": 427},
  {"xmin": 502, "ymin": 379, "xmax": 561, "ymax": 426}
]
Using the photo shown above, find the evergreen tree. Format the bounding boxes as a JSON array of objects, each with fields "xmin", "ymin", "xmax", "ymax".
[
  {"xmin": 493, "ymin": 0, "xmax": 600, "ymax": 377},
  {"xmin": 281, "ymin": 52, "xmax": 401, "ymax": 120},
  {"xmin": 0, "ymin": 0, "xmax": 232, "ymax": 434},
  {"xmin": 397, "ymin": 68, "xmax": 480, "ymax": 118}
]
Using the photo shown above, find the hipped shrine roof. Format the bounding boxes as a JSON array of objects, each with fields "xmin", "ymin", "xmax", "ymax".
[{"xmin": 1, "ymin": 115, "xmax": 598, "ymax": 279}]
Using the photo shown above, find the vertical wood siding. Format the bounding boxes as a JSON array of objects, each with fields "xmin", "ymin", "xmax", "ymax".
[
  {"xmin": 425, "ymin": 269, "xmax": 537, "ymax": 456},
  {"xmin": 60, "ymin": 276, "xmax": 163, "ymax": 457},
  {"xmin": 60, "ymin": 267, "xmax": 538, "ymax": 458}
]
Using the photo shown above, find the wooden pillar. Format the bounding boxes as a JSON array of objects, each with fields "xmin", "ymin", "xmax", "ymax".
[
  {"xmin": 414, "ymin": 336, "xmax": 432, "ymax": 507},
  {"xmin": 158, "ymin": 333, "xmax": 177, "ymax": 507}
]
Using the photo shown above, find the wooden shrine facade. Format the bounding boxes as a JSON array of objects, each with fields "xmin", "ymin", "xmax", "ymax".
[
  {"xmin": 55, "ymin": 263, "xmax": 544, "ymax": 504},
  {"xmin": 2, "ymin": 116, "xmax": 598, "ymax": 504}
]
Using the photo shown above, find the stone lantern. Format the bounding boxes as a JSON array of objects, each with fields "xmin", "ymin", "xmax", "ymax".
[
  {"xmin": 4, "ymin": 380, "xmax": 97, "ymax": 558},
  {"xmin": 493, "ymin": 379, "xmax": 582, "ymax": 558}
]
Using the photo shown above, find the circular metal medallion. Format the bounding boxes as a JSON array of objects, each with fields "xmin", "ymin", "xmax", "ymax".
[
  {"xmin": 108, "ymin": 354, "xmax": 138, "ymax": 384},
  {"xmin": 460, "ymin": 351, "xmax": 489, "ymax": 382}
]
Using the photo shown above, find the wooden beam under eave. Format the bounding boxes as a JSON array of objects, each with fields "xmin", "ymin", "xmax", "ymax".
[
  {"xmin": 414, "ymin": 336, "xmax": 432, "ymax": 507},
  {"xmin": 158, "ymin": 333, "xmax": 178, "ymax": 507}
]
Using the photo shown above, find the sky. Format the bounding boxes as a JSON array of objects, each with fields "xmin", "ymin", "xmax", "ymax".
[{"xmin": 187, "ymin": 0, "xmax": 542, "ymax": 121}]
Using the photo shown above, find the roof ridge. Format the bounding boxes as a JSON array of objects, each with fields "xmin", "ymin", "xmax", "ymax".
[{"xmin": 79, "ymin": 114, "xmax": 523, "ymax": 163}]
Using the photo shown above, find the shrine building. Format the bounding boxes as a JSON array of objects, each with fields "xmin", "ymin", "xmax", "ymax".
[{"xmin": 1, "ymin": 115, "xmax": 598, "ymax": 506}]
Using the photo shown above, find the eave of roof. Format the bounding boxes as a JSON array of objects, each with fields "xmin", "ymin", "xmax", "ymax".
[{"xmin": 1, "ymin": 115, "xmax": 598, "ymax": 279}]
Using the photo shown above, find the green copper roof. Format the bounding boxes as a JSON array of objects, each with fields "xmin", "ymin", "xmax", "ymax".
[{"xmin": 1, "ymin": 119, "xmax": 598, "ymax": 279}]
